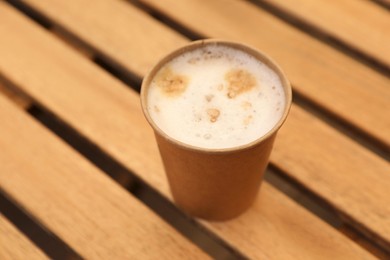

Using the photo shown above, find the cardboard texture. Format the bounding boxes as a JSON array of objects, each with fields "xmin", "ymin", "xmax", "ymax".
[
  {"xmin": 155, "ymin": 132, "xmax": 276, "ymax": 220},
  {"xmin": 141, "ymin": 39, "xmax": 292, "ymax": 220}
]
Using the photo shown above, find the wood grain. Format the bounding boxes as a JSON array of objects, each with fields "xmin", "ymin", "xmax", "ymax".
[
  {"xmin": 261, "ymin": 0, "xmax": 390, "ymax": 67},
  {"xmin": 203, "ymin": 183, "xmax": 374, "ymax": 260},
  {"xmin": 274, "ymin": 104, "xmax": 390, "ymax": 248},
  {"xmin": 22, "ymin": 0, "xmax": 390, "ymax": 145},
  {"xmin": 0, "ymin": 215, "xmax": 48, "ymax": 260},
  {"xmin": 5, "ymin": 0, "xmax": 390, "ymax": 250},
  {"xmin": 138, "ymin": 0, "xmax": 390, "ymax": 148},
  {"xmin": 0, "ymin": 2, "xmax": 379, "ymax": 258},
  {"xmin": 0, "ymin": 96, "xmax": 206, "ymax": 258},
  {"xmin": 21, "ymin": 0, "xmax": 187, "ymax": 78}
]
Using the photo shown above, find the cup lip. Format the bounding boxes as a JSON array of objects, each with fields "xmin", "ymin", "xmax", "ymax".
[{"xmin": 141, "ymin": 39, "xmax": 292, "ymax": 154}]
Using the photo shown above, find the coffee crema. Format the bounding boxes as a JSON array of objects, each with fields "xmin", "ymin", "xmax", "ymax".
[{"xmin": 146, "ymin": 44, "xmax": 285, "ymax": 149}]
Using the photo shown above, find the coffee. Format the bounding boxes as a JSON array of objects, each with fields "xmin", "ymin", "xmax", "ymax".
[
  {"xmin": 141, "ymin": 40, "xmax": 291, "ymax": 220},
  {"xmin": 146, "ymin": 44, "xmax": 285, "ymax": 149}
]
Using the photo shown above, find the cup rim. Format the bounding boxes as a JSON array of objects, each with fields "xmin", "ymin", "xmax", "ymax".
[{"xmin": 140, "ymin": 39, "xmax": 292, "ymax": 154}]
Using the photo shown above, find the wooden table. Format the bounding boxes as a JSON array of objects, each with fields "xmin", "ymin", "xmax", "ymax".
[{"xmin": 0, "ymin": 0, "xmax": 389, "ymax": 259}]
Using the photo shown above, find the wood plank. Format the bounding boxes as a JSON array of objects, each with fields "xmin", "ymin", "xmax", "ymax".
[
  {"xmin": 261, "ymin": 0, "xmax": 390, "ymax": 68},
  {"xmin": 0, "ymin": 94, "xmax": 206, "ymax": 258},
  {"xmin": 20, "ymin": 0, "xmax": 187, "ymax": 78},
  {"xmin": 0, "ymin": 2, "xmax": 378, "ymax": 258},
  {"xmin": 0, "ymin": 215, "xmax": 48, "ymax": 260},
  {"xmin": 136, "ymin": 0, "xmax": 390, "ymax": 148},
  {"xmin": 203, "ymin": 183, "xmax": 373, "ymax": 260},
  {"xmin": 8, "ymin": 0, "xmax": 390, "ymax": 250},
  {"xmin": 273, "ymin": 104, "xmax": 390, "ymax": 248},
  {"xmin": 20, "ymin": 0, "xmax": 390, "ymax": 147}
]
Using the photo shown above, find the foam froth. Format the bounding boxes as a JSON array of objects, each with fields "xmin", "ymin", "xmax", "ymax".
[{"xmin": 147, "ymin": 44, "xmax": 285, "ymax": 149}]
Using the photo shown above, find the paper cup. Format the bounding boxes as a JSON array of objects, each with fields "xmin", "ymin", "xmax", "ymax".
[{"xmin": 141, "ymin": 39, "xmax": 292, "ymax": 221}]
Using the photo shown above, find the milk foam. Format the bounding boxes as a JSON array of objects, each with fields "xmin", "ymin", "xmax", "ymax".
[{"xmin": 147, "ymin": 45, "xmax": 285, "ymax": 149}]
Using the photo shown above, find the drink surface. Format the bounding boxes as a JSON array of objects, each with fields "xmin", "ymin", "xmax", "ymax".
[{"xmin": 146, "ymin": 45, "xmax": 285, "ymax": 149}]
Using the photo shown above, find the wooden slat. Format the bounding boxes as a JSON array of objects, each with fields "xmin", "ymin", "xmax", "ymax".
[
  {"xmin": 136, "ymin": 0, "xmax": 390, "ymax": 148},
  {"xmin": 0, "ymin": 2, "xmax": 378, "ymax": 258},
  {"xmin": 21, "ymin": 0, "xmax": 390, "ymax": 146},
  {"xmin": 273, "ymin": 105, "xmax": 390, "ymax": 246},
  {"xmin": 0, "ymin": 215, "xmax": 47, "ymax": 260},
  {"xmin": 8, "ymin": 0, "xmax": 390, "ymax": 250},
  {"xmin": 19, "ymin": 0, "xmax": 187, "ymax": 78},
  {"xmin": 261, "ymin": 0, "xmax": 390, "ymax": 68},
  {"xmin": 0, "ymin": 93, "xmax": 206, "ymax": 258},
  {"xmin": 203, "ymin": 184, "xmax": 372, "ymax": 260}
]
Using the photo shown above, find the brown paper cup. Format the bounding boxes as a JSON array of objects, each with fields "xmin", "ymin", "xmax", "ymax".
[{"xmin": 141, "ymin": 39, "xmax": 292, "ymax": 221}]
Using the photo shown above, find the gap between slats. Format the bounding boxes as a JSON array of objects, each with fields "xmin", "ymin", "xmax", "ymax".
[
  {"xmin": 8, "ymin": 0, "xmax": 389, "ymax": 161},
  {"xmin": 2, "ymin": 1, "xmax": 389, "ymax": 258},
  {"xmin": 26, "ymin": 104, "xmax": 247, "ymax": 260},
  {"xmin": 370, "ymin": 0, "xmax": 390, "ymax": 10},
  {"xmin": 1, "ymin": 66, "xmax": 388, "ymax": 258},
  {"xmin": 0, "ymin": 75, "xmax": 246, "ymax": 259},
  {"xmin": 246, "ymin": 0, "xmax": 390, "ymax": 76},
  {"xmin": 0, "ymin": 188, "xmax": 82, "ymax": 260},
  {"xmin": 1, "ymin": 87, "xmax": 387, "ymax": 258},
  {"xmin": 127, "ymin": 0, "xmax": 390, "ymax": 161},
  {"xmin": 0, "ymin": 79, "xmax": 32, "ymax": 110}
]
